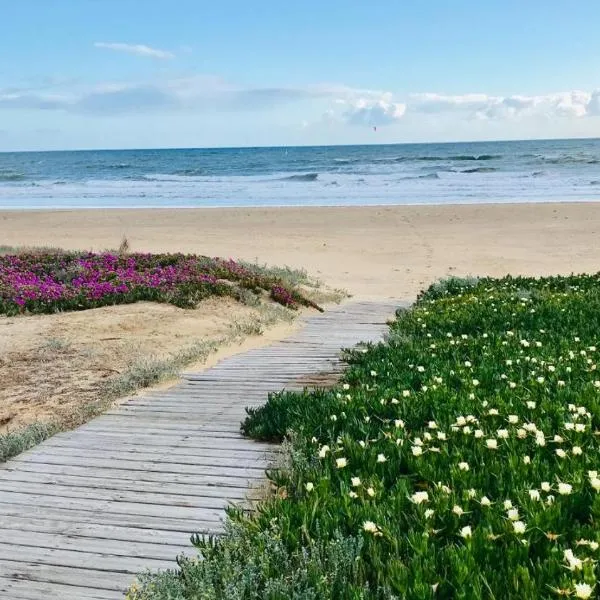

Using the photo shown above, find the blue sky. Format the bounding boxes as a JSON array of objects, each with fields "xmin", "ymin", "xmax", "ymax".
[{"xmin": 1, "ymin": 0, "xmax": 600, "ymax": 150}]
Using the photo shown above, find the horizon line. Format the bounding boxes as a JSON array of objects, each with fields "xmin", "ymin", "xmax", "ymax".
[{"xmin": 1, "ymin": 135, "xmax": 600, "ymax": 154}]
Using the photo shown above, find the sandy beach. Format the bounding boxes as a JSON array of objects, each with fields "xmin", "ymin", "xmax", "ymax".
[
  {"xmin": 2, "ymin": 203, "xmax": 600, "ymax": 300},
  {"xmin": 2, "ymin": 201, "xmax": 600, "ymax": 431}
]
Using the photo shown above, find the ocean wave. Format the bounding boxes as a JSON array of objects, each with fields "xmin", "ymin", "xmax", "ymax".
[
  {"xmin": 173, "ymin": 168, "xmax": 207, "ymax": 176},
  {"xmin": 531, "ymin": 170, "xmax": 546, "ymax": 177},
  {"xmin": 109, "ymin": 163, "xmax": 131, "ymax": 169},
  {"xmin": 415, "ymin": 154, "xmax": 501, "ymax": 162},
  {"xmin": 0, "ymin": 171, "xmax": 26, "ymax": 182},
  {"xmin": 280, "ymin": 173, "xmax": 319, "ymax": 182},
  {"xmin": 591, "ymin": 180, "xmax": 600, "ymax": 186},
  {"xmin": 401, "ymin": 173, "xmax": 440, "ymax": 180},
  {"xmin": 543, "ymin": 156, "xmax": 600, "ymax": 165},
  {"xmin": 461, "ymin": 167, "xmax": 498, "ymax": 174}
]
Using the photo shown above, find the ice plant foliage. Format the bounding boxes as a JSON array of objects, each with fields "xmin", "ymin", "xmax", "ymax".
[
  {"xmin": 0, "ymin": 251, "xmax": 321, "ymax": 315},
  {"xmin": 130, "ymin": 274, "xmax": 600, "ymax": 599}
]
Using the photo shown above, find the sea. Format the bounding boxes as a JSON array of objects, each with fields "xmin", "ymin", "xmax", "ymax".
[{"xmin": 0, "ymin": 138, "xmax": 599, "ymax": 209}]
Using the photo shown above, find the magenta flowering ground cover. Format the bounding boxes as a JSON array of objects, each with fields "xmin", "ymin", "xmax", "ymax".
[{"xmin": 0, "ymin": 251, "xmax": 321, "ymax": 316}]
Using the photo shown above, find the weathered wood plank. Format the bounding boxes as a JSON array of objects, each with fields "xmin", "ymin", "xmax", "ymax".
[{"xmin": 0, "ymin": 300, "xmax": 400, "ymax": 599}]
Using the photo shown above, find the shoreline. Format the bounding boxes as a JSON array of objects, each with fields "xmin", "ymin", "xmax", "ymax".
[
  {"xmin": 2, "ymin": 197, "xmax": 600, "ymax": 212},
  {"xmin": 2, "ymin": 202, "xmax": 600, "ymax": 301}
]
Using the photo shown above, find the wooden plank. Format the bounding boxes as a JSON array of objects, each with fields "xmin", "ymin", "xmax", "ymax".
[
  {"xmin": 0, "ymin": 516, "xmax": 196, "ymax": 546},
  {"xmin": 0, "ymin": 577, "xmax": 121, "ymax": 600},
  {"xmin": 12, "ymin": 455, "xmax": 266, "ymax": 477},
  {"xmin": 0, "ymin": 483, "xmax": 247, "ymax": 510},
  {"xmin": 0, "ymin": 532, "xmax": 191, "ymax": 562},
  {"xmin": 0, "ymin": 469, "xmax": 256, "ymax": 499},
  {"xmin": 2, "ymin": 462, "xmax": 262, "ymax": 487},
  {"xmin": 0, "ymin": 491, "xmax": 228, "ymax": 521},
  {"xmin": 26, "ymin": 446, "xmax": 273, "ymax": 469},
  {"xmin": 0, "ymin": 561, "xmax": 134, "ymax": 593},
  {"xmin": 0, "ymin": 503, "xmax": 225, "ymax": 533}
]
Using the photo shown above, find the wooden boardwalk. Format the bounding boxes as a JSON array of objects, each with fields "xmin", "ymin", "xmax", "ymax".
[{"xmin": 0, "ymin": 300, "xmax": 400, "ymax": 599}]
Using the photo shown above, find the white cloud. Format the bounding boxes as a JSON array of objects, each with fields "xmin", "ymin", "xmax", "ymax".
[
  {"xmin": 342, "ymin": 96, "xmax": 407, "ymax": 127},
  {"xmin": 410, "ymin": 90, "xmax": 596, "ymax": 120},
  {"xmin": 94, "ymin": 42, "xmax": 175, "ymax": 59}
]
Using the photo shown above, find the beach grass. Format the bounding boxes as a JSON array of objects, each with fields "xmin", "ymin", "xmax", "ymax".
[{"xmin": 129, "ymin": 272, "xmax": 600, "ymax": 600}]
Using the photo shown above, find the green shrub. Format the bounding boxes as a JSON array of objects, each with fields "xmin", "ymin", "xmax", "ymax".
[{"xmin": 131, "ymin": 272, "xmax": 600, "ymax": 599}]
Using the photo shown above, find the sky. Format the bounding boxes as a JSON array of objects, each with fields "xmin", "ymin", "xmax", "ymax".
[{"xmin": 1, "ymin": 0, "xmax": 600, "ymax": 151}]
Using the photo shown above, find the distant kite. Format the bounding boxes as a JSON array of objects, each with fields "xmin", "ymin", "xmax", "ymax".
[{"xmin": 373, "ymin": 126, "xmax": 377, "ymax": 132}]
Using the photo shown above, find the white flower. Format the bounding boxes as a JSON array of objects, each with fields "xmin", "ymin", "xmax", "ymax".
[
  {"xmin": 437, "ymin": 432, "xmax": 447, "ymax": 440},
  {"xmin": 575, "ymin": 423, "xmax": 586, "ymax": 433},
  {"xmin": 488, "ymin": 409, "xmax": 499, "ymax": 416},
  {"xmin": 541, "ymin": 481, "xmax": 551, "ymax": 492},
  {"xmin": 394, "ymin": 419, "xmax": 405, "ymax": 428},
  {"xmin": 553, "ymin": 435, "xmax": 564, "ymax": 443},
  {"xmin": 349, "ymin": 490, "xmax": 358, "ymax": 498},
  {"xmin": 417, "ymin": 366, "xmax": 425, "ymax": 373},
  {"xmin": 376, "ymin": 453, "xmax": 387, "ymax": 463},
  {"xmin": 367, "ymin": 487, "xmax": 375, "ymax": 497},
  {"xmin": 503, "ymin": 499, "xmax": 513, "ymax": 510},
  {"xmin": 410, "ymin": 491, "xmax": 429, "ymax": 504},
  {"xmin": 588, "ymin": 470, "xmax": 598, "ymax": 479},
  {"xmin": 351, "ymin": 477, "xmax": 361, "ymax": 487},
  {"xmin": 459, "ymin": 525, "xmax": 472, "ymax": 538},
  {"xmin": 342, "ymin": 383, "xmax": 350, "ymax": 390},
  {"xmin": 359, "ymin": 440, "xmax": 366, "ymax": 448},
  {"xmin": 565, "ymin": 422, "xmax": 575, "ymax": 430},
  {"xmin": 517, "ymin": 428, "xmax": 527, "ymax": 439},
  {"xmin": 428, "ymin": 421, "xmax": 438, "ymax": 429},
  {"xmin": 464, "ymin": 361, "xmax": 472, "ymax": 367},
  {"xmin": 472, "ymin": 379, "xmax": 480, "ymax": 387},
  {"xmin": 474, "ymin": 429, "xmax": 484, "ymax": 438},
  {"xmin": 574, "ymin": 583, "xmax": 593, "ymax": 599},
  {"xmin": 424, "ymin": 508, "xmax": 435, "ymax": 518},
  {"xmin": 305, "ymin": 482, "xmax": 314, "ymax": 492},
  {"xmin": 526, "ymin": 401, "xmax": 537, "ymax": 409},
  {"xmin": 529, "ymin": 489, "xmax": 540, "ymax": 501},
  {"xmin": 480, "ymin": 496, "xmax": 491, "ymax": 506},
  {"xmin": 512, "ymin": 521, "xmax": 526, "ymax": 535},
  {"xmin": 469, "ymin": 393, "xmax": 476, "ymax": 400},
  {"xmin": 402, "ymin": 390, "xmax": 411, "ymax": 397},
  {"xmin": 509, "ymin": 382, "xmax": 517, "ymax": 389},
  {"xmin": 506, "ymin": 359, "xmax": 513, "ymax": 366},
  {"xmin": 456, "ymin": 416, "xmax": 467, "ymax": 426},
  {"xmin": 458, "ymin": 462, "xmax": 470, "ymax": 471},
  {"xmin": 523, "ymin": 455, "xmax": 531, "ymax": 465},
  {"xmin": 508, "ymin": 415, "xmax": 519, "ymax": 424},
  {"xmin": 318, "ymin": 445, "xmax": 330, "ymax": 458},
  {"xmin": 558, "ymin": 380, "xmax": 565, "ymax": 386},
  {"xmin": 363, "ymin": 521, "xmax": 379, "ymax": 534},
  {"xmin": 467, "ymin": 488, "xmax": 477, "ymax": 498},
  {"xmin": 536, "ymin": 377, "xmax": 545, "ymax": 384},
  {"xmin": 558, "ymin": 483, "xmax": 573, "ymax": 495},
  {"xmin": 507, "ymin": 508, "xmax": 520, "ymax": 521},
  {"xmin": 497, "ymin": 429, "xmax": 509, "ymax": 439},
  {"xmin": 556, "ymin": 448, "xmax": 567, "ymax": 458},
  {"xmin": 453, "ymin": 505, "xmax": 464, "ymax": 516},
  {"xmin": 412, "ymin": 446, "xmax": 423, "ymax": 457},
  {"xmin": 486, "ymin": 439, "xmax": 498, "ymax": 449},
  {"xmin": 370, "ymin": 370, "xmax": 377, "ymax": 377},
  {"xmin": 564, "ymin": 549, "xmax": 584, "ymax": 571},
  {"xmin": 535, "ymin": 432, "xmax": 546, "ymax": 447},
  {"xmin": 572, "ymin": 446, "xmax": 583, "ymax": 456}
]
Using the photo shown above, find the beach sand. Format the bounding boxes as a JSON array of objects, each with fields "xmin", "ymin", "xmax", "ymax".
[
  {"xmin": 1, "ymin": 203, "xmax": 599, "ymax": 299},
  {"xmin": 2, "ymin": 202, "xmax": 600, "ymax": 431}
]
